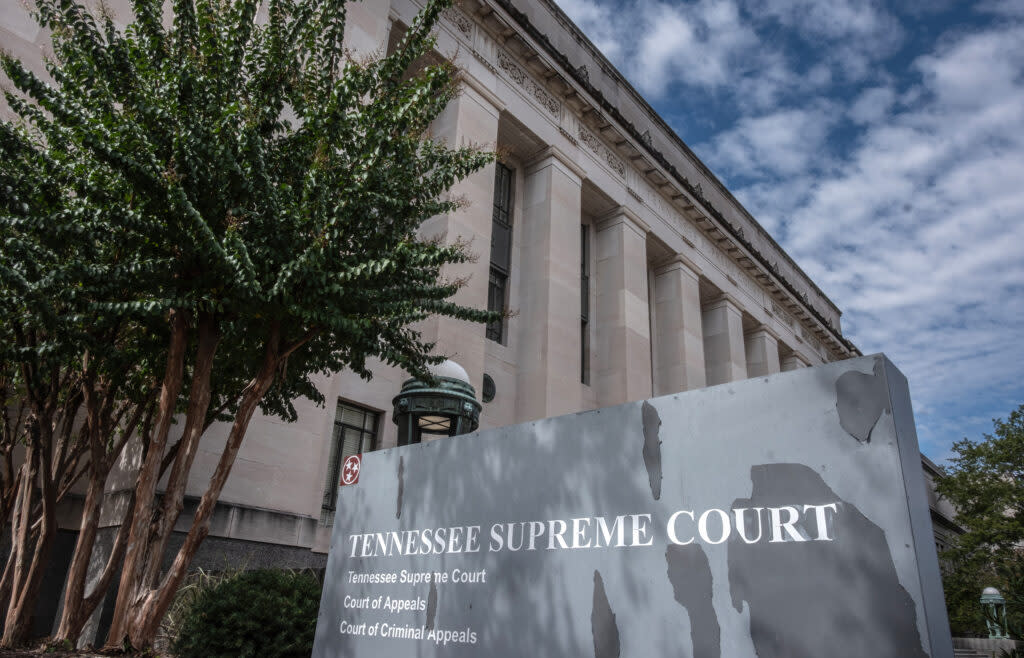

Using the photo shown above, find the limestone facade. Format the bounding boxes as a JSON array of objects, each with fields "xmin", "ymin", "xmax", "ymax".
[{"xmin": 1, "ymin": 0, "xmax": 956, "ymax": 585}]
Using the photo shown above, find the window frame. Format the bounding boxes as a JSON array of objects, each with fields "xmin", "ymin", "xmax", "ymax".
[
  {"xmin": 580, "ymin": 223, "xmax": 591, "ymax": 385},
  {"xmin": 320, "ymin": 400, "xmax": 380, "ymax": 525},
  {"xmin": 487, "ymin": 162, "xmax": 515, "ymax": 344}
]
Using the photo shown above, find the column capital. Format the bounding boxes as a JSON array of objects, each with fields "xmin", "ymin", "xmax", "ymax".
[
  {"xmin": 703, "ymin": 292, "xmax": 742, "ymax": 314},
  {"xmin": 745, "ymin": 325, "xmax": 781, "ymax": 343},
  {"xmin": 653, "ymin": 253, "xmax": 701, "ymax": 278},
  {"xmin": 456, "ymin": 70, "xmax": 506, "ymax": 115},
  {"xmin": 525, "ymin": 145, "xmax": 585, "ymax": 181},
  {"xmin": 781, "ymin": 353, "xmax": 811, "ymax": 370},
  {"xmin": 595, "ymin": 205, "xmax": 649, "ymax": 238}
]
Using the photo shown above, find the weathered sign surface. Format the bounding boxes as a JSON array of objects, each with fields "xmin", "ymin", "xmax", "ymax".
[{"xmin": 312, "ymin": 354, "xmax": 953, "ymax": 657}]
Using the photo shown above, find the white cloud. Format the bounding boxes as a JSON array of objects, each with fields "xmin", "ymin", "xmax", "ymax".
[
  {"xmin": 560, "ymin": 0, "xmax": 763, "ymax": 98},
  {"xmin": 769, "ymin": 25, "xmax": 1024, "ymax": 454},
  {"xmin": 556, "ymin": 0, "xmax": 624, "ymax": 62},
  {"xmin": 916, "ymin": 27, "xmax": 1024, "ymax": 108},
  {"xmin": 742, "ymin": 0, "xmax": 904, "ymax": 83},
  {"xmin": 700, "ymin": 106, "xmax": 838, "ymax": 177},
  {"xmin": 743, "ymin": 0, "xmax": 903, "ymax": 47},
  {"xmin": 848, "ymin": 86, "xmax": 897, "ymax": 124}
]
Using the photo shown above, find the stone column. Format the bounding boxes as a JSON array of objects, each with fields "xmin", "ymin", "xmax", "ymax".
[
  {"xmin": 417, "ymin": 76, "xmax": 502, "ymax": 395},
  {"xmin": 343, "ymin": 0, "xmax": 391, "ymax": 55},
  {"xmin": 781, "ymin": 353, "xmax": 810, "ymax": 371},
  {"xmin": 515, "ymin": 146, "xmax": 584, "ymax": 421},
  {"xmin": 702, "ymin": 294, "xmax": 747, "ymax": 385},
  {"xmin": 652, "ymin": 255, "xmax": 706, "ymax": 394},
  {"xmin": 594, "ymin": 207, "xmax": 652, "ymax": 407},
  {"xmin": 744, "ymin": 328, "xmax": 781, "ymax": 378}
]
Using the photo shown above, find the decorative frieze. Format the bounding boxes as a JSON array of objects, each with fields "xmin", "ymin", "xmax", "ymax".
[
  {"xmin": 496, "ymin": 50, "xmax": 560, "ymax": 117},
  {"xmin": 558, "ymin": 126, "xmax": 579, "ymax": 148},
  {"xmin": 472, "ymin": 49, "xmax": 497, "ymax": 74},
  {"xmin": 578, "ymin": 125, "xmax": 626, "ymax": 177},
  {"xmin": 771, "ymin": 301, "xmax": 795, "ymax": 329},
  {"xmin": 442, "ymin": 7, "xmax": 473, "ymax": 39}
]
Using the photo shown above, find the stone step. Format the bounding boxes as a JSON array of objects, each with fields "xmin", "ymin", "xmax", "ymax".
[{"xmin": 954, "ymin": 649, "xmax": 989, "ymax": 658}]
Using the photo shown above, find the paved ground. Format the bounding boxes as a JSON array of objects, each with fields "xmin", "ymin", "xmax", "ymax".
[
  {"xmin": 0, "ymin": 651, "xmax": 106, "ymax": 657},
  {"xmin": 0, "ymin": 649, "xmax": 153, "ymax": 657}
]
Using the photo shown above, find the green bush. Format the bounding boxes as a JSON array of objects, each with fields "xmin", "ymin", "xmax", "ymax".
[{"xmin": 171, "ymin": 569, "xmax": 322, "ymax": 658}]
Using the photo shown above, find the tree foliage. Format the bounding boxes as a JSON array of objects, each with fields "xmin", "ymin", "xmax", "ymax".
[
  {"xmin": 0, "ymin": 0, "xmax": 494, "ymax": 647},
  {"xmin": 937, "ymin": 405, "xmax": 1024, "ymax": 636}
]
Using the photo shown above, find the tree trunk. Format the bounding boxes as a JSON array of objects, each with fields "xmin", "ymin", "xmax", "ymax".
[
  {"xmin": 1, "ymin": 417, "xmax": 57, "ymax": 649},
  {"xmin": 53, "ymin": 488, "xmax": 133, "ymax": 644},
  {"xmin": 114, "ymin": 335, "xmax": 280, "ymax": 649},
  {"xmin": 141, "ymin": 314, "xmax": 219, "ymax": 589},
  {"xmin": 52, "ymin": 464, "xmax": 102, "ymax": 643},
  {"xmin": 104, "ymin": 311, "xmax": 188, "ymax": 647},
  {"xmin": 53, "ymin": 390, "xmax": 152, "ymax": 646}
]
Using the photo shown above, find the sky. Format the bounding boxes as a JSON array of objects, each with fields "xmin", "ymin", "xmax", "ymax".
[{"xmin": 558, "ymin": 0, "xmax": 1024, "ymax": 463}]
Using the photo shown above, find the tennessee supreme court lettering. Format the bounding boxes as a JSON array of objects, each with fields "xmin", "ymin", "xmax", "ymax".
[{"xmin": 312, "ymin": 355, "xmax": 953, "ymax": 658}]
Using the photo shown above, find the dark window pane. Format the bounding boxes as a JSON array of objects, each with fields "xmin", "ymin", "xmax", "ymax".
[
  {"xmin": 488, "ymin": 165, "xmax": 513, "ymax": 344},
  {"xmin": 490, "ymin": 221, "xmax": 512, "ymax": 273},
  {"xmin": 581, "ymin": 319, "xmax": 590, "ymax": 385},
  {"xmin": 487, "ymin": 269, "xmax": 507, "ymax": 343},
  {"xmin": 581, "ymin": 274, "xmax": 589, "ymax": 321},
  {"xmin": 581, "ymin": 224, "xmax": 589, "ymax": 275},
  {"xmin": 492, "ymin": 163, "xmax": 513, "ymax": 221},
  {"xmin": 581, "ymin": 224, "xmax": 590, "ymax": 383}
]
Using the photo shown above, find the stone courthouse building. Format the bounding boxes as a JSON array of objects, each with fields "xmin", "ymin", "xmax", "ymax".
[{"xmin": 1, "ymin": 0, "xmax": 959, "ymax": 638}]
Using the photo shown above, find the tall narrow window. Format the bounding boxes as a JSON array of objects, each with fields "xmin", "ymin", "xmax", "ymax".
[
  {"xmin": 321, "ymin": 401, "xmax": 379, "ymax": 525},
  {"xmin": 581, "ymin": 224, "xmax": 590, "ymax": 384},
  {"xmin": 487, "ymin": 163, "xmax": 514, "ymax": 343}
]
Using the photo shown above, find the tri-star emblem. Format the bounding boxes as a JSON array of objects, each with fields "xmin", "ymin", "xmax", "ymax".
[{"xmin": 340, "ymin": 454, "xmax": 361, "ymax": 486}]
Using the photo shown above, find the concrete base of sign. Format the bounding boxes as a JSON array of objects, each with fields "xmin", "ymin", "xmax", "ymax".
[
  {"xmin": 952, "ymin": 636, "xmax": 1022, "ymax": 654},
  {"xmin": 313, "ymin": 354, "xmax": 953, "ymax": 657}
]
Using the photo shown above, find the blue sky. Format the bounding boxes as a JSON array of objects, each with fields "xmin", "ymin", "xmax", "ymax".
[{"xmin": 558, "ymin": 0, "xmax": 1024, "ymax": 462}]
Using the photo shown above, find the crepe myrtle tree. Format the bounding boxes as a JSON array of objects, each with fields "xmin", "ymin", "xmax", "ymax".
[
  {"xmin": 0, "ymin": 0, "xmax": 495, "ymax": 649},
  {"xmin": 936, "ymin": 405, "xmax": 1024, "ymax": 635},
  {"xmin": 1, "ymin": 106, "xmax": 169, "ymax": 648}
]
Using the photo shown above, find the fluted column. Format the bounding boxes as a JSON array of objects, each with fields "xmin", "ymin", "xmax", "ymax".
[
  {"xmin": 653, "ymin": 255, "xmax": 706, "ymax": 394},
  {"xmin": 702, "ymin": 294, "xmax": 747, "ymax": 385},
  {"xmin": 744, "ymin": 327, "xmax": 781, "ymax": 377},
  {"xmin": 515, "ymin": 147, "xmax": 583, "ymax": 421},
  {"xmin": 594, "ymin": 207, "xmax": 652, "ymax": 407}
]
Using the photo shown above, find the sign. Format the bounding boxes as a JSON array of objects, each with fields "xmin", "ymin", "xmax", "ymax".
[
  {"xmin": 340, "ymin": 454, "xmax": 361, "ymax": 486},
  {"xmin": 312, "ymin": 354, "xmax": 953, "ymax": 657}
]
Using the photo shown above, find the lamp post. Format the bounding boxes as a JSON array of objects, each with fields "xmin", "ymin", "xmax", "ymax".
[
  {"xmin": 392, "ymin": 359, "xmax": 481, "ymax": 446},
  {"xmin": 981, "ymin": 586, "xmax": 1010, "ymax": 639}
]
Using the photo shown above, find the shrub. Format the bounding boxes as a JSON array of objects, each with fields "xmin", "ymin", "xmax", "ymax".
[{"xmin": 171, "ymin": 569, "xmax": 322, "ymax": 658}]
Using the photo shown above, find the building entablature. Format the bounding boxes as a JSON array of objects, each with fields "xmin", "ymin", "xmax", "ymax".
[{"xmin": 418, "ymin": 0, "xmax": 859, "ymax": 363}]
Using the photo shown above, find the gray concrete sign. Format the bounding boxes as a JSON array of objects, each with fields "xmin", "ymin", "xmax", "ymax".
[{"xmin": 312, "ymin": 354, "xmax": 953, "ymax": 657}]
